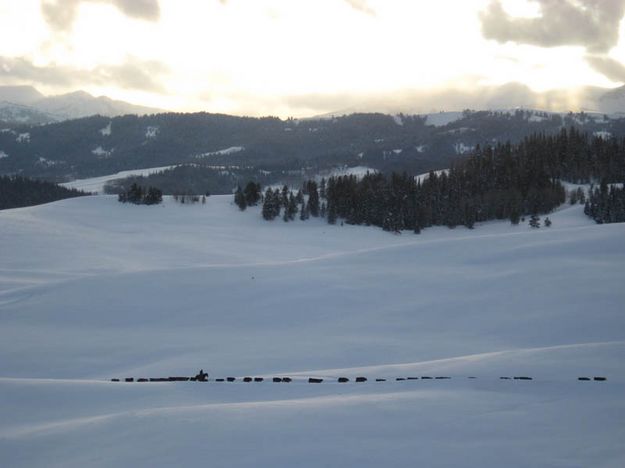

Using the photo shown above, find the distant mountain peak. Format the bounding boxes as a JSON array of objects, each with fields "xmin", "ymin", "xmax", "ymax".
[
  {"xmin": 59, "ymin": 90, "xmax": 94, "ymax": 99},
  {"xmin": 0, "ymin": 85, "xmax": 164, "ymax": 124}
]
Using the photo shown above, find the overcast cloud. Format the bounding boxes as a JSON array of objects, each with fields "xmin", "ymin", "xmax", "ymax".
[
  {"xmin": 480, "ymin": 0, "xmax": 625, "ymax": 83},
  {"xmin": 0, "ymin": 56, "xmax": 168, "ymax": 92},
  {"xmin": 480, "ymin": 0, "xmax": 625, "ymax": 53},
  {"xmin": 41, "ymin": 0, "xmax": 160, "ymax": 31}
]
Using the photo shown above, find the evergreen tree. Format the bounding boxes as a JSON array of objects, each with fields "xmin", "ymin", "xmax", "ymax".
[
  {"xmin": 281, "ymin": 185, "xmax": 289, "ymax": 209},
  {"xmin": 320, "ymin": 178, "xmax": 327, "ymax": 199},
  {"xmin": 299, "ymin": 200, "xmax": 309, "ymax": 220},
  {"xmin": 243, "ymin": 182, "xmax": 261, "ymax": 206},
  {"xmin": 127, "ymin": 183, "xmax": 143, "ymax": 204},
  {"xmin": 327, "ymin": 202, "xmax": 337, "ymax": 224},
  {"xmin": 234, "ymin": 186, "xmax": 247, "ymax": 210},
  {"xmin": 117, "ymin": 183, "xmax": 162, "ymax": 205},
  {"xmin": 286, "ymin": 193, "xmax": 298, "ymax": 221},
  {"xmin": 308, "ymin": 181, "xmax": 320, "ymax": 217},
  {"xmin": 262, "ymin": 188, "xmax": 278, "ymax": 220},
  {"xmin": 144, "ymin": 187, "xmax": 163, "ymax": 205},
  {"xmin": 295, "ymin": 189, "xmax": 304, "ymax": 205}
]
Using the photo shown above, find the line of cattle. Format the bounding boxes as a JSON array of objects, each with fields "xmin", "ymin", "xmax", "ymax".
[{"xmin": 110, "ymin": 375, "xmax": 608, "ymax": 383}]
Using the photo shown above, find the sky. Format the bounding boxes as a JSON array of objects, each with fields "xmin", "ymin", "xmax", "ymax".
[{"xmin": 1, "ymin": 0, "xmax": 625, "ymax": 117}]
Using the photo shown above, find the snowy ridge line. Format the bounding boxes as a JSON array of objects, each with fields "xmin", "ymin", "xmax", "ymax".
[
  {"xmin": 106, "ymin": 375, "xmax": 608, "ymax": 384},
  {"xmin": 285, "ymin": 340, "xmax": 625, "ymax": 376}
]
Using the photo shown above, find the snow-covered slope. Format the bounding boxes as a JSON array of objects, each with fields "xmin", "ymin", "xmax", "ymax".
[
  {"xmin": 0, "ymin": 196, "xmax": 624, "ymax": 467},
  {"xmin": 0, "ymin": 101, "xmax": 60, "ymax": 125},
  {"xmin": 60, "ymin": 165, "xmax": 178, "ymax": 193}
]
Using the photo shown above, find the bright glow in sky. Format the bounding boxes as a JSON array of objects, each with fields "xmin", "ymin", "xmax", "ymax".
[{"xmin": 0, "ymin": 0, "xmax": 623, "ymax": 117}]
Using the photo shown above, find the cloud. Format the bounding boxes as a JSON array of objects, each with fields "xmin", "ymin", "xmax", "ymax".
[
  {"xmin": 41, "ymin": 0, "xmax": 160, "ymax": 31},
  {"xmin": 480, "ymin": 1, "xmax": 625, "ymax": 83},
  {"xmin": 343, "ymin": 0, "xmax": 376, "ymax": 16},
  {"xmin": 0, "ymin": 56, "xmax": 168, "ymax": 92},
  {"xmin": 480, "ymin": 0, "xmax": 625, "ymax": 53},
  {"xmin": 585, "ymin": 55, "xmax": 625, "ymax": 82}
]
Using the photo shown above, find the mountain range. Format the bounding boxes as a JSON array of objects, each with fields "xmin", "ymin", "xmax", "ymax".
[
  {"xmin": 1, "ymin": 83, "xmax": 625, "ymax": 127},
  {"xmin": 311, "ymin": 83, "xmax": 625, "ymax": 118},
  {"xmin": 0, "ymin": 86, "xmax": 162, "ymax": 125}
]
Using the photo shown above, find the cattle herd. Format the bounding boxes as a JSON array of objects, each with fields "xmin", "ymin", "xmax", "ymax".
[{"xmin": 109, "ymin": 373, "xmax": 608, "ymax": 384}]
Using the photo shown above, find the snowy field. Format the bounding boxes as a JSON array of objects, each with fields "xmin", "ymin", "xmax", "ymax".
[{"xmin": 1, "ymin": 195, "xmax": 624, "ymax": 467}]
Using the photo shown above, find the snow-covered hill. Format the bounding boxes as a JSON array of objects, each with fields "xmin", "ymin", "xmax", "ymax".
[{"xmin": 0, "ymin": 196, "xmax": 624, "ymax": 467}]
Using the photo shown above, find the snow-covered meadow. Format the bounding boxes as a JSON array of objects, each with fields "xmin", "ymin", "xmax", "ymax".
[{"xmin": 1, "ymin": 195, "xmax": 624, "ymax": 467}]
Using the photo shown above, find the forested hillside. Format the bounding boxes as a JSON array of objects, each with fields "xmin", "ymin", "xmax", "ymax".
[
  {"xmin": 258, "ymin": 128, "xmax": 625, "ymax": 231},
  {"xmin": 1, "ymin": 110, "xmax": 623, "ymax": 187},
  {"xmin": 0, "ymin": 176, "xmax": 88, "ymax": 210}
]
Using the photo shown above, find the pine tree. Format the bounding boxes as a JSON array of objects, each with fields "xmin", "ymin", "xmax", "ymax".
[
  {"xmin": 262, "ymin": 188, "xmax": 277, "ymax": 220},
  {"xmin": 281, "ymin": 185, "xmax": 289, "ymax": 209},
  {"xmin": 544, "ymin": 217, "xmax": 552, "ymax": 227},
  {"xmin": 327, "ymin": 202, "xmax": 337, "ymax": 224},
  {"xmin": 244, "ymin": 182, "xmax": 261, "ymax": 206},
  {"xmin": 144, "ymin": 187, "xmax": 163, "ymax": 205},
  {"xmin": 299, "ymin": 200, "xmax": 309, "ymax": 220},
  {"xmin": 308, "ymin": 181, "xmax": 320, "ymax": 217},
  {"xmin": 287, "ymin": 193, "xmax": 298, "ymax": 221},
  {"xmin": 234, "ymin": 186, "xmax": 247, "ymax": 211}
]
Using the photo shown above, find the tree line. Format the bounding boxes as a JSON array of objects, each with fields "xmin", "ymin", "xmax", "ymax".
[
  {"xmin": 118, "ymin": 183, "xmax": 162, "ymax": 205},
  {"xmin": 584, "ymin": 181, "xmax": 625, "ymax": 224},
  {"xmin": 0, "ymin": 175, "xmax": 88, "ymax": 210},
  {"xmin": 246, "ymin": 128, "xmax": 624, "ymax": 232}
]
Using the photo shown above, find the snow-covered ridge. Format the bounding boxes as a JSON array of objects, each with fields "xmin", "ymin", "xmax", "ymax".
[
  {"xmin": 60, "ymin": 165, "xmax": 177, "ymax": 193},
  {"xmin": 194, "ymin": 146, "xmax": 245, "ymax": 158}
]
